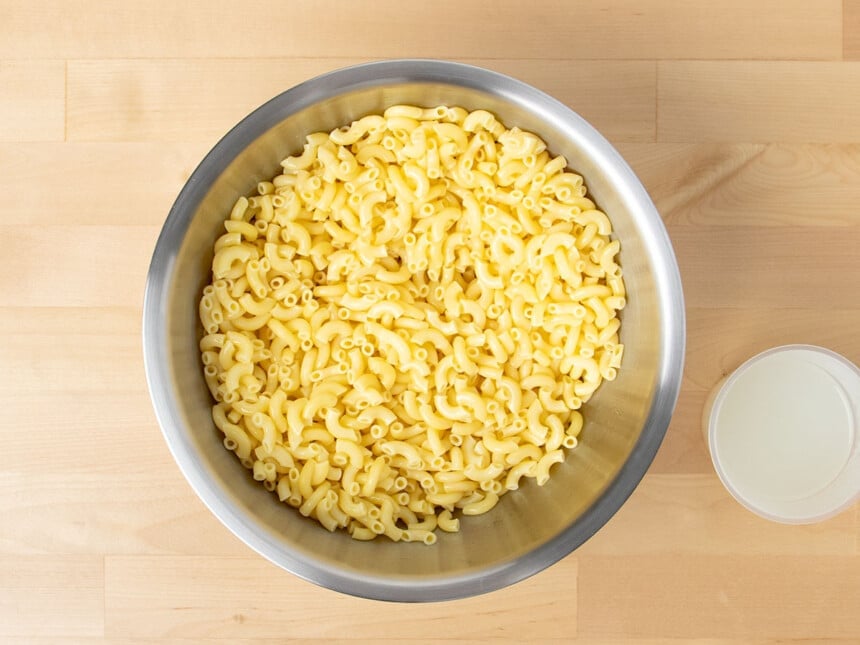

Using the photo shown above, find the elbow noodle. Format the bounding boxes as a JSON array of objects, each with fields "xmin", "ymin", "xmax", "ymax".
[
  {"xmin": 461, "ymin": 491, "xmax": 499, "ymax": 515},
  {"xmin": 224, "ymin": 219, "xmax": 258, "ymax": 241},
  {"xmin": 536, "ymin": 450, "xmax": 565, "ymax": 485},
  {"xmin": 230, "ymin": 196, "xmax": 250, "ymax": 221},
  {"xmin": 199, "ymin": 105, "xmax": 625, "ymax": 543},
  {"xmin": 213, "ymin": 244, "xmax": 255, "ymax": 280},
  {"xmin": 436, "ymin": 509, "xmax": 460, "ymax": 532},
  {"xmin": 576, "ymin": 209, "xmax": 612, "ymax": 235},
  {"xmin": 505, "ymin": 460, "xmax": 537, "ymax": 490}
]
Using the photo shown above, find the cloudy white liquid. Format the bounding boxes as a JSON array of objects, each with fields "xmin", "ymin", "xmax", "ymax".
[{"xmin": 708, "ymin": 346, "xmax": 860, "ymax": 522}]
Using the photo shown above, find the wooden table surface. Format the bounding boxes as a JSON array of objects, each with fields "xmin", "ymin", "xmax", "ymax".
[{"xmin": 2, "ymin": 1, "xmax": 860, "ymax": 642}]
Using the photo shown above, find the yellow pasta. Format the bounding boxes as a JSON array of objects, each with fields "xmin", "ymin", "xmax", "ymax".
[{"xmin": 199, "ymin": 105, "xmax": 625, "ymax": 544}]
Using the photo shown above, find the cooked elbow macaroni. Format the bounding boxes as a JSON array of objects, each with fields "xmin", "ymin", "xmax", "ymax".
[{"xmin": 199, "ymin": 105, "xmax": 625, "ymax": 543}]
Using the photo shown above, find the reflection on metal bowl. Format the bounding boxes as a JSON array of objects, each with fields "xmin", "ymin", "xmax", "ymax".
[{"xmin": 143, "ymin": 59, "xmax": 685, "ymax": 601}]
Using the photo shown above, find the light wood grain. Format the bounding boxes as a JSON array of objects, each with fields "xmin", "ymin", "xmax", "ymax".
[
  {"xmin": 0, "ymin": 556, "xmax": 103, "ymax": 638},
  {"xmin": 846, "ymin": 0, "xmax": 860, "ymax": 59},
  {"xmin": 0, "ymin": 1, "xmax": 842, "ymax": 60},
  {"xmin": 23, "ymin": 641, "xmax": 707, "ymax": 645},
  {"xmin": 658, "ymin": 62, "xmax": 860, "ymax": 142},
  {"xmin": 4, "ymin": 1, "xmax": 860, "ymax": 642},
  {"xmin": 8, "ymin": 641, "xmax": 531, "ymax": 645},
  {"xmin": 577, "ymin": 475, "xmax": 858, "ymax": 556},
  {"xmin": 619, "ymin": 143, "xmax": 860, "ymax": 227},
  {"xmin": 650, "ymin": 388, "xmax": 713, "ymax": 474},
  {"xmin": 0, "ymin": 60, "xmax": 65, "ymax": 141},
  {"xmin": 104, "ymin": 555, "xmax": 577, "ymax": 639},
  {"xmin": 0, "ymin": 390, "xmax": 163, "ymax": 473},
  {"xmin": 0, "ymin": 307, "xmax": 160, "ymax": 472},
  {"xmin": 38, "ymin": 640, "xmax": 721, "ymax": 645},
  {"xmin": 10, "ymin": 641, "xmax": 856, "ymax": 645},
  {"xmin": 0, "ymin": 226, "xmax": 159, "ymax": 307},
  {"xmin": 0, "ymin": 310, "xmax": 145, "ymax": 393},
  {"xmin": 0, "ymin": 142, "xmax": 208, "ymax": 225},
  {"xmin": 8, "ymin": 641, "xmax": 527, "ymax": 645},
  {"xmin": 671, "ymin": 226, "xmax": 860, "ymax": 308},
  {"xmin": 682, "ymin": 308, "xmax": 860, "ymax": 391},
  {"xmin": 0, "ymin": 472, "xmax": 247, "ymax": 557},
  {"xmin": 66, "ymin": 58, "xmax": 655, "ymax": 143},
  {"xmin": 577, "ymin": 555, "xmax": 860, "ymax": 639}
]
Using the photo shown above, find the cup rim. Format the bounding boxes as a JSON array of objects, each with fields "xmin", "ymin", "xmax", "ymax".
[{"xmin": 706, "ymin": 343, "xmax": 860, "ymax": 524}]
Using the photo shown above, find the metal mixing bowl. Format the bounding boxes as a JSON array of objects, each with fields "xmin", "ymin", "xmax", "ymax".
[{"xmin": 143, "ymin": 59, "xmax": 685, "ymax": 601}]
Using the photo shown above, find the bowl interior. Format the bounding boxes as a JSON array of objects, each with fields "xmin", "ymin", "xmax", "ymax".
[{"xmin": 146, "ymin": 62, "xmax": 683, "ymax": 601}]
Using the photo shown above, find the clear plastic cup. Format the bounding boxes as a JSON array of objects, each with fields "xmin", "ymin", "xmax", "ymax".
[{"xmin": 703, "ymin": 344, "xmax": 860, "ymax": 523}]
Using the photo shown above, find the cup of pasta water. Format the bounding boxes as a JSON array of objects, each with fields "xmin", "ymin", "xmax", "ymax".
[
  {"xmin": 703, "ymin": 345, "xmax": 860, "ymax": 523},
  {"xmin": 143, "ymin": 59, "xmax": 685, "ymax": 600}
]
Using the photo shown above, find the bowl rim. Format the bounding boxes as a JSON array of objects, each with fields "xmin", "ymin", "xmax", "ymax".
[{"xmin": 143, "ymin": 58, "xmax": 686, "ymax": 601}]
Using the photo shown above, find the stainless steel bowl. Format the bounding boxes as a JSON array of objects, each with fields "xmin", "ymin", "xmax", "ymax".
[{"xmin": 143, "ymin": 59, "xmax": 685, "ymax": 601}]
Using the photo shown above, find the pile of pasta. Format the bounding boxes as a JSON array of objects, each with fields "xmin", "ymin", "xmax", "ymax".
[{"xmin": 199, "ymin": 105, "xmax": 625, "ymax": 544}]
